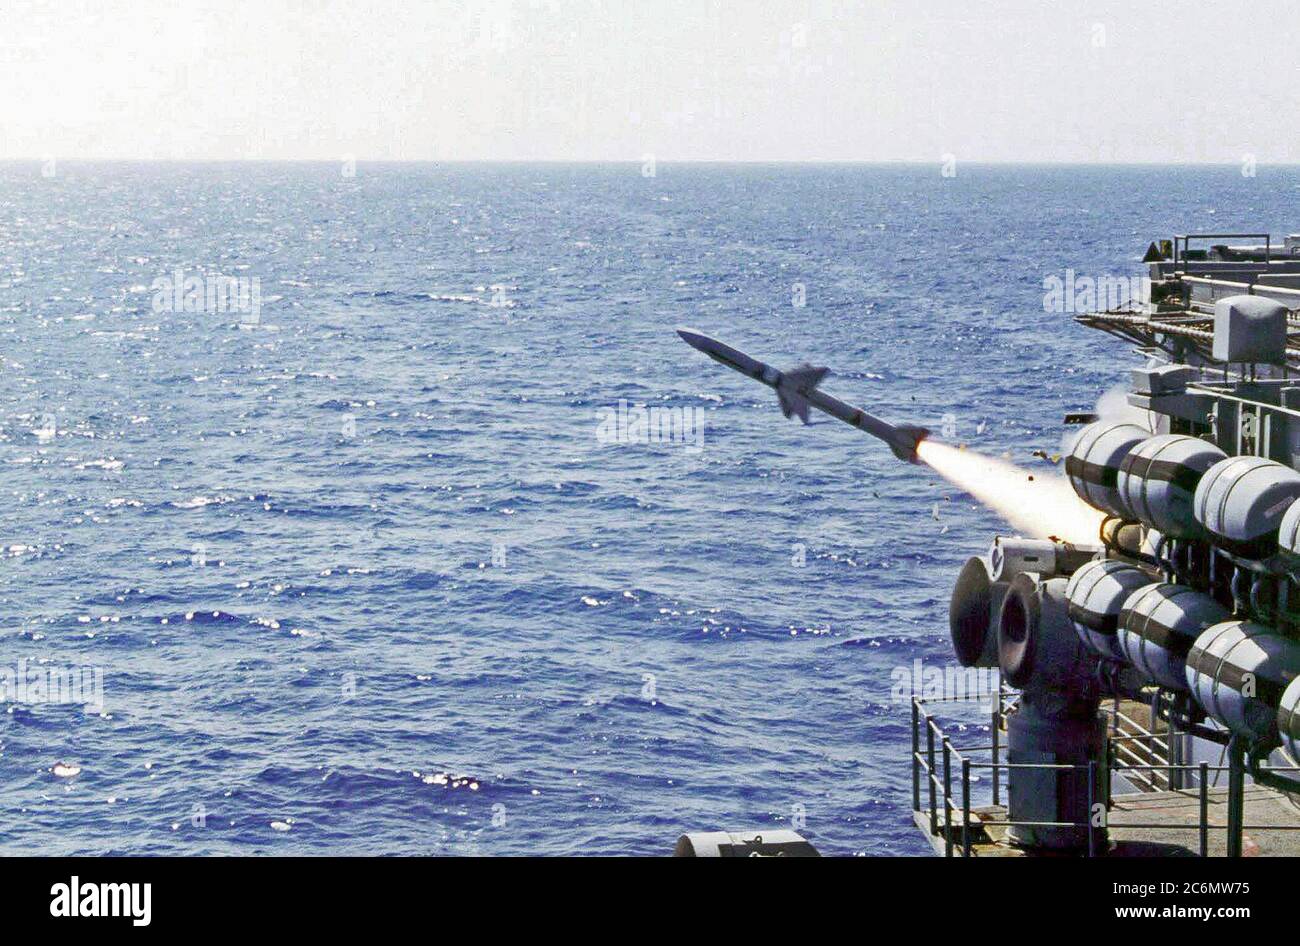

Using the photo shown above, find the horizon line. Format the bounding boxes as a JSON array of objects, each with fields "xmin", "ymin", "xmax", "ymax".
[{"xmin": 2, "ymin": 157, "xmax": 1297, "ymax": 168}]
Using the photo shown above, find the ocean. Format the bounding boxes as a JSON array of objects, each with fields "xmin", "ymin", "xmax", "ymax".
[{"xmin": 3, "ymin": 161, "xmax": 1300, "ymax": 855}]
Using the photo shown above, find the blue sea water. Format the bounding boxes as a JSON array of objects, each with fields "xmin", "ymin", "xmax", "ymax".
[{"xmin": 3, "ymin": 161, "xmax": 1300, "ymax": 855}]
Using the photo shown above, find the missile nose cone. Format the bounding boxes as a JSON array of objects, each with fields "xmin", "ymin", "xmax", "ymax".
[{"xmin": 676, "ymin": 326, "xmax": 711, "ymax": 351}]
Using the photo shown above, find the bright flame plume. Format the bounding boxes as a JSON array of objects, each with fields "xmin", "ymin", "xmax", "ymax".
[{"xmin": 916, "ymin": 440, "xmax": 1104, "ymax": 544}]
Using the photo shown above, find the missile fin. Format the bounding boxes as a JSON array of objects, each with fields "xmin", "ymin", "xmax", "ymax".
[
  {"xmin": 889, "ymin": 424, "xmax": 930, "ymax": 463},
  {"xmin": 777, "ymin": 388, "xmax": 810, "ymax": 423},
  {"xmin": 776, "ymin": 364, "xmax": 829, "ymax": 425}
]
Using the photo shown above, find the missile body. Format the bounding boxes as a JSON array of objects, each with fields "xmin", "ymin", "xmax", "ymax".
[{"xmin": 676, "ymin": 327, "xmax": 929, "ymax": 463}]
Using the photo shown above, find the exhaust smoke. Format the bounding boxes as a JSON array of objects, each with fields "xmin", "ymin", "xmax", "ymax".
[{"xmin": 916, "ymin": 440, "xmax": 1104, "ymax": 544}]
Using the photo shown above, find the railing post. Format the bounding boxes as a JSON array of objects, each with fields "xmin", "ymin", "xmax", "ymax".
[
  {"xmin": 962, "ymin": 758, "xmax": 972, "ymax": 857},
  {"xmin": 1199, "ymin": 761, "xmax": 1209, "ymax": 857},
  {"xmin": 1226, "ymin": 737, "xmax": 1245, "ymax": 859},
  {"xmin": 927, "ymin": 719, "xmax": 937, "ymax": 837},
  {"xmin": 1170, "ymin": 714, "xmax": 1180, "ymax": 791},
  {"xmin": 943, "ymin": 737, "xmax": 953, "ymax": 857},
  {"xmin": 991, "ymin": 688, "xmax": 1001, "ymax": 808},
  {"xmin": 911, "ymin": 700, "xmax": 920, "ymax": 813}
]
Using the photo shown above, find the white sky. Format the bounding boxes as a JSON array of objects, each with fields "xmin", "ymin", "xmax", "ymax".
[{"xmin": 2, "ymin": 0, "xmax": 1297, "ymax": 163}]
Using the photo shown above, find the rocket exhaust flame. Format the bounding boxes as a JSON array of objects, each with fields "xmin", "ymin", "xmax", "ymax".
[{"xmin": 915, "ymin": 440, "xmax": 1105, "ymax": 544}]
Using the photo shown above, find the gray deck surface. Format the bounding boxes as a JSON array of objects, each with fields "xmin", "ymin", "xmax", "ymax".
[{"xmin": 914, "ymin": 784, "xmax": 1300, "ymax": 857}]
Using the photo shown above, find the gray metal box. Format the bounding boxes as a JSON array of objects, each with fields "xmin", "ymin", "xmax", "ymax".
[
  {"xmin": 1131, "ymin": 363, "xmax": 1195, "ymax": 395},
  {"xmin": 1212, "ymin": 295, "xmax": 1288, "ymax": 364}
]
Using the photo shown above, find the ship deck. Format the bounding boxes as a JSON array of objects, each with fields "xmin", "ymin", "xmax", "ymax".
[
  {"xmin": 913, "ymin": 694, "xmax": 1300, "ymax": 858},
  {"xmin": 913, "ymin": 783, "xmax": 1300, "ymax": 857}
]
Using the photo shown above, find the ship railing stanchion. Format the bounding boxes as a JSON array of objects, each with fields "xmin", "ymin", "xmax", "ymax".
[
  {"xmin": 992, "ymin": 681, "xmax": 1001, "ymax": 808},
  {"xmin": 1168, "ymin": 706, "xmax": 1180, "ymax": 791},
  {"xmin": 1226, "ymin": 736, "xmax": 1245, "ymax": 858},
  {"xmin": 927, "ymin": 718, "xmax": 938, "ymax": 837},
  {"xmin": 942, "ymin": 736, "xmax": 953, "ymax": 857},
  {"xmin": 1199, "ymin": 761, "xmax": 1210, "ymax": 857},
  {"xmin": 911, "ymin": 699, "xmax": 920, "ymax": 813},
  {"xmin": 961, "ymin": 757, "xmax": 972, "ymax": 857}
]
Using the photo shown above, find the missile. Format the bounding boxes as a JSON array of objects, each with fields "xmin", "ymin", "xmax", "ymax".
[{"xmin": 676, "ymin": 327, "xmax": 929, "ymax": 463}]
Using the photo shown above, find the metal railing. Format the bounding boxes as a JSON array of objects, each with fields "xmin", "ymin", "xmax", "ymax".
[
  {"xmin": 911, "ymin": 690, "xmax": 1300, "ymax": 857},
  {"xmin": 1173, "ymin": 233, "xmax": 1272, "ymax": 270}
]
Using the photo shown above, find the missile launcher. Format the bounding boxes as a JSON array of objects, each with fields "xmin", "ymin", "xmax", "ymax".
[{"xmin": 925, "ymin": 233, "xmax": 1300, "ymax": 857}]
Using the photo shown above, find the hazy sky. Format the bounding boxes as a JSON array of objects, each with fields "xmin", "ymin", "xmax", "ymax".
[{"xmin": 3, "ymin": 0, "xmax": 1297, "ymax": 163}]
